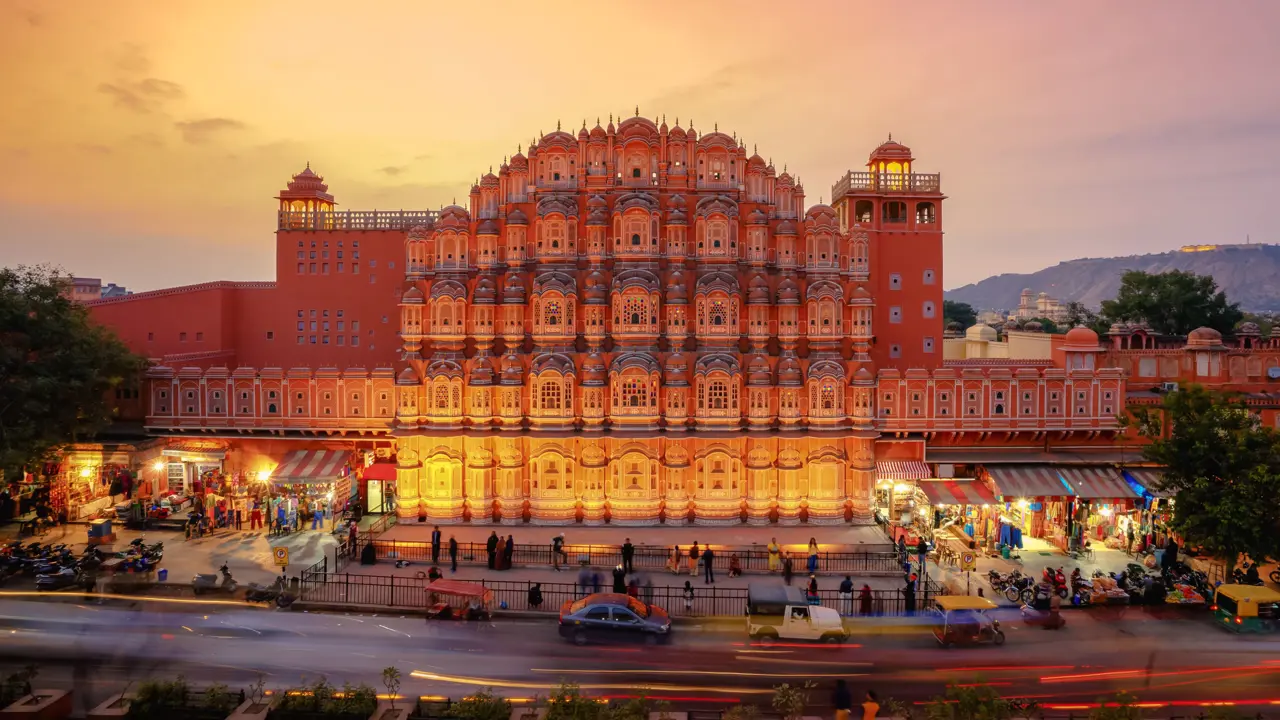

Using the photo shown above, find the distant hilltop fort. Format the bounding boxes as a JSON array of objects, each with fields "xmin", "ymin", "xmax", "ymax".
[{"xmin": 1178, "ymin": 243, "xmax": 1266, "ymax": 253}]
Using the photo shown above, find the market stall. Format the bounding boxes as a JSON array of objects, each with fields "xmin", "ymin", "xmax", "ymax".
[
  {"xmin": 982, "ymin": 465, "xmax": 1073, "ymax": 550},
  {"xmin": 161, "ymin": 444, "xmax": 227, "ymax": 496},
  {"xmin": 915, "ymin": 478, "xmax": 1001, "ymax": 557},
  {"xmin": 269, "ymin": 449, "xmax": 354, "ymax": 530},
  {"xmin": 874, "ymin": 460, "xmax": 932, "ymax": 542}
]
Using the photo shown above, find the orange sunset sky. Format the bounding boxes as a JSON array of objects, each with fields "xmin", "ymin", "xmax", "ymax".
[{"xmin": 1, "ymin": 0, "xmax": 1277, "ymax": 292}]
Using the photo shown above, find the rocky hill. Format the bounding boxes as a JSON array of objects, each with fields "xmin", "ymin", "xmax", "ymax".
[{"xmin": 946, "ymin": 244, "xmax": 1280, "ymax": 312}]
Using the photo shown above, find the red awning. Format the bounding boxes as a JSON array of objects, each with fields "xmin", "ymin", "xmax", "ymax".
[
  {"xmin": 986, "ymin": 465, "xmax": 1071, "ymax": 499},
  {"xmin": 918, "ymin": 480, "xmax": 998, "ymax": 506},
  {"xmin": 875, "ymin": 461, "xmax": 932, "ymax": 482},
  {"xmin": 272, "ymin": 449, "xmax": 349, "ymax": 485},
  {"xmin": 1058, "ymin": 466, "xmax": 1139, "ymax": 500},
  {"xmin": 362, "ymin": 463, "xmax": 397, "ymax": 482}
]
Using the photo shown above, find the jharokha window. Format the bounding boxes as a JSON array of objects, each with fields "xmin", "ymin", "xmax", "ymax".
[
  {"xmin": 544, "ymin": 300, "xmax": 562, "ymax": 326},
  {"xmin": 710, "ymin": 300, "xmax": 727, "ymax": 326},
  {"xmin": 540, "ymin": 381, "xmax": 562, "ymax": 411},
  {"xmin": 434, "ymin": 385, "xmax": 449, "ymax": 410},
  {"xmin": 622, "ymin": 378, "xmax": 649, "ymax": 407},
  {"xmin": 708, "ymin": 380, "xmax": 729, "ymax": 409},
  {"xmin": 623, "ymin": 297, "xmax": 647, "ymax": 325}
]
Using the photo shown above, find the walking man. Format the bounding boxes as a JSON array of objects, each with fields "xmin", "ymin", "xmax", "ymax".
[
  {"xmin": 431, "ymin": 525, "xmax": 442, "ymax": 564},
  {"xmin": 448, "ymin": 535, "xmax": 458, "ymax": 573},
  {"xmin": 486, "ymin": 531, "xmax": 499, "ymax": 570},
  {"xmin": 689, "ymin": 542, "xmax": 700, "ymax": 576},
  {"xmin": 702, "ymin": 545, "xmax": 715, "ymax": 584},
  {"xmin": 916, "ymin": 536, "xmax": 928, "ymax": 573},
  {"xmin": 621, "ymin": 537, "xmax": 635, "ymax": 574},
  {"xmin": 552, "ymin": 532, "xmax": 567, "ymax": 571}
]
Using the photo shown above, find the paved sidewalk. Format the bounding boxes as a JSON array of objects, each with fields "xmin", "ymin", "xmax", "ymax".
[{"xmin": 381, "ymin": 521, "xmax": 893, "ymax": 550}]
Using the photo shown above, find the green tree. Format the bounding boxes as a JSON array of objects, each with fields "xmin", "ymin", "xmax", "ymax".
[
  {"xmin": 942, "ymin": 300, "xmax": 977, "ymax": 329},
  {"xmin": 0, "ymin": 265, "xmax": 145, "ymax": 483},
  {"xmin": 1020, "ymin": 317, "xmax": 1059, "ymax": 333},
  {"xmin": 1238, "ymin": 312, "xmax": 1274, "ymax": 336},
  {"xmin": 1100, "ymin": 269, "xmax": 1242, "ymax": 336},
  {"xmin": 1062, "ymin": 300, "xmax": 1109, "ymax": 334},
  {"xmin": 1125, "ymin": 385, "xmax": 1280, "ymax": 565}
]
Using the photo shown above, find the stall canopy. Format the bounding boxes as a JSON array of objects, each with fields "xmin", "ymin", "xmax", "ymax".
[
  {"xmin": 1121, "ymin": 468, "xmax": 1169, "ymax": 497},
  {"xmin": 161, "ymin": 443, "xmax": 226, "ymax": 460},
  {"xmin": 876, "ymin": 461, "xmax": 932, "ymax": 482},
  {"xmin": 272, "ymin": 449, "xmax": 349, "ymax": 485},
  {"xmin": 986, "ymin": 465, "xmax": 1072, "ymax": 499},
  {"xmin": 1057, "ymin": 466, "xmax": 1140, "ymax": 500},
  {"xmin": 362, "ymin": 463, "xmax": 398, "ymax": 482},
  {"xmin": 918, "ymin": 479, "xmax": 998, "ymax": 507}
]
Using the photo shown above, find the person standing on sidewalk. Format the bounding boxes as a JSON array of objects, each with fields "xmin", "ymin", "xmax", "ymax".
[
  {"xmin": 577, "ymin": 566, "xmax": 591, "ymax": 597},
  {"xmin": 689, "ymin": 542, "xmax": 700, "ymax": 576},
  {"xmin": 348, "ymin": 521, "xmax": 358, "ymax": 556},
  {"xmin": 783, "ymin": 552, "xmax": 794, "ymax": 585},
  {"xmin": 504, "ymin": 533, "xmax": 516, "ymax": 569},
  {"xmin": 916, "ymin": 536, "xmax": 928, "ymax": 573},
  {"xmin": 807, "ymin": 538, "xmax": 819, "ymax": 574},
  {"xmin": 703, "ymin": 545, "xmax": 716, "ymax": 584},
  {"xmin": 486, "ymin": 531, "xmax": 499, "ymax": 570},
  {"xmin": 839, "ymin": 575, "xmax": 854, "ymax": 616},
  {"xmin": 832, "ymin": 679, "xmax": 853, "ymax": 720},
  {"xmin": 861, "ymin": 690, "xmax": 879, "ymax": 720},
  {"xmin": 612, "ymin": 563, "xmax": 627, "ymax": 593},
  {"xmin": 667, "ymin": 545, "xmax": 680, "ymax": 574},
  {"xmin": 622, "ymin": 538, "xmax": 635, "ymax": 574},
  {"xmin": 431, "ymin": 526, "xmax": 442, "ymax": 564},
  {"xmin": 448, "ymin": 535, "xmax": 458, "ymax": 573},
  {"xmin": 768, "ymin": 538, "xmax": 781, "ymax": 573},
  {"xmin": 552, "ymin": 533, "xmax": 567, "ymax": 571},
  {"xmin": 683, "ymin": 581, "xmax": 694, "ymax": 612}
]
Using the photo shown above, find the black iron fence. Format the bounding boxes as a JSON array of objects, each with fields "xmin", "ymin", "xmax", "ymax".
[
  {"xmin": 363, "ymin": 538, "xmax": 904, "ymax": 577},
  {"xmin": 297, "ymin": 574, "xmax": 941, "ymax": 618}
]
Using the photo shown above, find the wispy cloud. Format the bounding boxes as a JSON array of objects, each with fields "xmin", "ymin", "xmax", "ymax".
[
  {"xmin": 98, "ymin": 78, "xmax": 184, "ymax": 114},
  {"xmin": 174, "ymin": 118, "xmax": 246, "ymax": 144},
  {"xmin": 378, "ymin": 165, "xmax": 408, "ymax": 177}
]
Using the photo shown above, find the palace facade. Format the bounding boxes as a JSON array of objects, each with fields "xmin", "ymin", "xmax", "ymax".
[{"xmin": 81, "ymin": 113, "xmax": 1280, "ymax": 527}]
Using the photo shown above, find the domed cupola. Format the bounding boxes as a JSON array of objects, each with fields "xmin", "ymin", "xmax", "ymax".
[
  {"xmin": 748, "ymin": 208, "xmax": 768, "ymax": 225},
  {"xmin": 586, "ymin": 194, "xmax": 608, "ymax": 226},
  {"xmin": 501, "ymin": 273, "xmax": 526, "ymax": 304},
  {"xmin": 747, "ymin": 274, "xmax": 771, "ymax": 304},
  {"xmin": 401, "ymin": 286, "xmax": 425, "ymax": 304},
  {"xmin": 777, "ymin": 275, "xmax": 800, "ymax": 303},
  {"xmin": 666, "ymin": 194, "xmax": 687, "ymax": 225},
  {"xmin": 477, "ymin": 218, "xmax": 500, "ymax": 236},
  {"xmin": 396, "ymin": 366, "xmax": 419, "ymax": 385},
  {"xmin": 582, "ymin": 351, "xmax": 607, "ymax": 385},
  {"xmin": 777, "ymin": 353, "xmax": 803, "ymax": 386},
  {"xmin": 776, "ymin": 218, "xmax": 797, "ymax": 236},
  {"xmin": 665, "ymin": 271, "xmax": 688, "ymax": 304},
  {"xmin": 664, "ymin": 351, "xmax": 689, "ymax": 384},
  {"xmin": 584, "ymin": 270, "xmax": 608, "ymax": 304},
  {"xmin": 500, "ymin": 352, "xmax": 525, "ymax": 385},
  {"xmin": 505, "ymin": 207, "xmax": 529, "ymax": 225},
  {"xmin": 747, "ymin": 353, "xmax": 772, "ymax": 386},
  {"xmin": 472, "ymin": 276, "xmax": 497, "ymax": 303},
  {"xmin": 468, "ymin": 355, "xmax": 496, "ymax": 385}
]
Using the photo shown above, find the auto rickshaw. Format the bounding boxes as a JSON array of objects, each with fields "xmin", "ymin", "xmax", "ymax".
[
  {"xmin": 424, "ymin": 579, "xmax": 494, "ymax": 621},
  {"xmin": 1211, "ymin": 584, "xmax": 1280, "ymax": 633},
  {"xmin": 930, "ymin": 595, "xmax": 1005, "ymax": 647}
]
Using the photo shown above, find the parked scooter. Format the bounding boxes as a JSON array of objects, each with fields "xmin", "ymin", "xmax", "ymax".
[
  {"xmin": 192, "ymin": 563, "xmax": 238, "ymax": 595},
  {"xmin": 1042, "ymin": 566, "xmax": 1069, "ymax": 599},
  {"xmin": 35, "ymin": 567, "xmax": 81, "ymax": 591}
]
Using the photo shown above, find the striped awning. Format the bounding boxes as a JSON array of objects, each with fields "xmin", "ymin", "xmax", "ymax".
[
  {"xmin": 272, "ymin": 450, "xmax": 349, "ymax": 485},
  {"xmin": 1058, "ymin": 466, "xmax": 1140, "ymax": 500},
  {"xmin": 876, "ymin": 461, "xmax": 932, "ymax": 482},
  {"xmin": 918, "ymin": 479, "xmax": 998, "ymax": 507},
  {"xmin": 1122, "ymin": 468, "xmax": 1170, "ymax": 497},
  {"xmin": 986, "ymin": 465, "xmax": 1072, "ymax": 499},
  {"xmin": 162, "ymin": 444, "xmax": 226, "ymax": 460}
]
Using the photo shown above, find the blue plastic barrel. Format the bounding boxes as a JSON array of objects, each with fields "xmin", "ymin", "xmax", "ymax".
[{"xmin": 157, "ymin": 568, "xmax": 168, "ymax": 582}]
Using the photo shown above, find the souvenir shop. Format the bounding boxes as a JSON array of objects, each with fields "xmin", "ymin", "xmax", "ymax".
[
  {"xmin": 873, "ymin": 460, "xmax": 933, "ymax": 542},
  {"xmin": 913, "ymin": 473, "xmax": 1001, "ymax": 553},
  {"xmin": 267, "ymin": 448, "xmax": 355, "ymax": 529},
  {"xmin": 52, "ymin": 446, "xmax": 138, "ymax": 521},
  {"xmin": 161, "ymin": 445, "xmax": 227, "ymax": 497},
  {"xmin": 1120, "ymin": 468, "xmax": 1175, "ymax": 553},
  {"xmin": 984, "ymin": 465, "xmax": 1142, "ymax": 553}
]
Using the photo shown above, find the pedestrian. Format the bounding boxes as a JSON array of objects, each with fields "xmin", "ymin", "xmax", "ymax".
[
  {"xmin": 591, "ymin": 570, "xmax": 601, "ymax": 594},
  {"xmin": 728, "ymin": 553, "xmax": 742, "ymax": 578},
  {"xmin": 767, "ymin": 537, "xmax": 781, "ymax": 573},
  {"xmin": 859, "ymin": 583, "xmax": 873, "ymax": 616},
  {"xmin": 552, "ymin": 532, "xmax": 567, "ymax": 570},
  {"xmin": 1126, "ymin": 523, "xmax": 1135, "ymax": 555},
  {"xmin": 431, "ymin": 525, "xmax": 442, "ymax": 564},
  {"xmin": 807, "ymin": 574, "xmax": 818, "ymax": 601},
  {"xmin": 235, "ymin": 504, "xmax": 243, "ymax": 531},
  {"xmin": 904, "ymin": 573, "xmax": 917, "ymax": 615},
  {"xmin": 486, "ymin": 531, "xmax": 499, "ymax": 570},
  {"xmin": 612, "ymin": 564, "xmax": 626, "ymax": 593},
  {"xmin": 667, "ymin": 545, "xmax": 680, "ymax": 574},
  {"xmin": 622, "ymin": 537, "xmax": 635, "ymax": 574},
  {"xmin": 839, "ymin": 575, "xmax": 854, "ymax": 615},
  {"xmin": 504, "ymin": 534, "xmax": 516, "ymax": 569},
  {"xmin": 683, "ymin": 580, "xmax": 694, "ymax": 612},
  {"xmin": 448, "ymin": 535, "xmax": 458, "ymax": 573},
  {"xmin": 703, "ymin": 545, "xmax": 716, "ymax": 584},
  {"xmin": 627, "ymin": 577, "xmax": 639, "ymax": 598},
  {"xmin": 861, "ymin": 690, "xmax": 879, "ymax": 720},
  {"xmin": 916, "ymin": 536, "xmax": 928, "ymax": 572},
  {"xmin": 642, "ymin": 574, "xmax": 655, "ymax": 605},
  {"xmin": 807, "ymin": 537, "xmax": 819, "ymax": 574},
  {"xmin": 896, "ymin": 535, "xmax": 907, "ymax": 565},
  {"xmin": 495, "ymin": 535, "xmax": 508, "ymax": 571},
  {"xmin": 783, "ymin": 552, "xmax": 794, "ymax": 586},
  {"xmin": 348, "ymin": 521, "xmax": 358, "ymax": 556},
  {"xmin": 1164, "ymin": 536, "xmax": 1179, "ymax": 573},
  {"xmin": 832, "ymin": 679, "xmax": 853, "ymax": 720},
  {"xmin": 250, "ymin": 500, "xmax": 262, "ymax": 530},
  {"xmin": 689, "ymin": 542, "xmax": 700, "ymax": 576},
  {"xmin": 528, "ymin": 582, "xmax": 543, "ymax": 610},
  {"xmin": 578, "ymin": 566, "xmax": 591, "ymax": 597}
]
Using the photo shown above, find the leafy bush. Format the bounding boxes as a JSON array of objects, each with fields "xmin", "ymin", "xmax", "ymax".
[
  {"xmin": 544, "ymin": 681, "xmax": 606, "ymax": 720},
  {"xmin": 276, "ymin": 677, "xmax": 377, "ymax": 717},
  {"xmin": 128, "ymin": 676, "xmax": 192, "ymax": 719},
  {"xmin": 1089, "ymin": 693, "xmax": 1142, "ymax": 720},
  {"xmin": 722, "ymin": 705, "xmax": 761, "ymax": 720},
  {"xmin": 0, "ymin": 665, "xmax": 37, "ymax": 707},
  {"xmin": 454, "ymin": 688, "xmax": 513, "ymax": 720},
  {"xmin": 771, "ymin": 682, "xmax": 815, "ymax": 720},
  {"xmin": 924, "ymin": 684, "xmax": 1014, "ymax": 720}
]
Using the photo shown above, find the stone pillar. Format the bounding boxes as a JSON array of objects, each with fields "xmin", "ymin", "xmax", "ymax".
[{"xmin": 849, "ymin": 435, "xmax": 876, "ymax": 524}]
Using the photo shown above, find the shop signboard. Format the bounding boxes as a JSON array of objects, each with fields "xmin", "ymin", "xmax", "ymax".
[{"xmin": 273, "ymin": 546, "xmax": 289, "ymax": 567}]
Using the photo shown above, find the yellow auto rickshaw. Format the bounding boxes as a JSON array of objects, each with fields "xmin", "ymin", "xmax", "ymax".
[
  {"xmin": 930, "ymin": 595, "xmax": 1005, "ymax": 647},
  {"xmin": 1212, "ymin": 584, "xmax": 1280, "ymax": 633}
]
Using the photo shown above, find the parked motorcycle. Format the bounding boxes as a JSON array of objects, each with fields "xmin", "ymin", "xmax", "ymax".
[
  {"xmin": 1004, "ymin": 574, "xmax": 1036, "ymax": 604},
  {"xmin": 192, "ymin": 563, "xmax": 238, "ymax": 595},
  {"xmin": 1042, "ymin": 566, "xmax": 1069, "ymax": 599},
  {"xmin": 35, "ymin": 567, "xmax": 81, "ymax": 591}
]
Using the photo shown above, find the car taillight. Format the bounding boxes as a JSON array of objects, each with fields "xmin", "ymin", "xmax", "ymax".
[
  {"xmin": 1235, "ymin": 616, "xmax": 1242, "ymax": 624},
  {"xmin": 1210, "ymin": 604, "xmax": 1217, "ymax": 611}
]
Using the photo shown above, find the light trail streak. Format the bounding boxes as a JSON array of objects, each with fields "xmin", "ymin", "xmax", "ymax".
[
  {"xmin": 0, "ymin": 590, "xmax": 245, "ymax": 607},
  {"xmin": 409, "ymin": 671, "xmax": 772, "ymax": 695},
  {"xmin": 530, "ymin": 668, "xmax": 860, "ymax": 679}
]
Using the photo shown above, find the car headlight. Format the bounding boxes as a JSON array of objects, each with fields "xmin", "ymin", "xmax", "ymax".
[{"xmin": 659, "ymin": 624, "xmax": 670, "ymax": 633}]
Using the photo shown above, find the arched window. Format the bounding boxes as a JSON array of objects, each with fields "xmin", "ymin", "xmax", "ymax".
[
  {"xmin": 434, "ymin": 385, "xmax": 449, "ymax": 410},
  {"xmin": 707, "ymin": 220, "xmax": 727, "ymax": 250},
  {"xmin": 540, "ymin": 380, "xmax": 562, "ymax": 411},
  {"xmin": 624, "ymin": 296, "xmax": 646, "ymax": 326},
  {"xmin": 708, "ymin": 380, "xmax": 729, "ymax": 410},
  {"xmin": 710, "ymin": 299, "xmax": 727, "ymax": 326},
  {"xmin": 821, "ymin": 383, "xmax": 836, "ymax": 410},
  {"xmin": 544, "ymin": 299, "xmax": 561, "ymax": 326},
  {"xmin": 623, "ymin": 378, "xmax": 648, "ymax": 407}
]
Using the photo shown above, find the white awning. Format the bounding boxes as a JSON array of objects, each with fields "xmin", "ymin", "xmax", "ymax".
[{"xmin": 271, "ymin": 450, "xmax": 349, "ymax": 485}]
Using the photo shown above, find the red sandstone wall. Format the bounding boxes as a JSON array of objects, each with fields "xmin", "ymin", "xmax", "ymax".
[{"xmin": 88, "ymin": 283, "xmax": 244, "ymax": 361}]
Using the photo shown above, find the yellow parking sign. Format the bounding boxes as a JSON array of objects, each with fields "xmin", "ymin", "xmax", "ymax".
[
  {"xmin": 960, "ymin": 551, "xmax": 977, "ymax": 572},
  {"xmin": 273, "ymin": 546, "xmax": 289, "ymax": 567}
]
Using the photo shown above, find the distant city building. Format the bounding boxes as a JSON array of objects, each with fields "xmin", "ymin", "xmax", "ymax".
[
  {"xmin": 63, "ymin": 277, "xmax": 130, "ymax": 302},
  {"xmin": 1010, "ymin": 287, "xmax": 1069, "ymax": 324}
]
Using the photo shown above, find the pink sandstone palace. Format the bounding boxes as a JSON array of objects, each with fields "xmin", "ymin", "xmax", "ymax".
[{"xmin": 79, "ymin": 113, "xmax": 1280, "ymax": 528}]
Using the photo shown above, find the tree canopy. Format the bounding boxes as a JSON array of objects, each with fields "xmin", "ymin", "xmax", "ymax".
[
  {"xmin": 0, "ymin": 266, "xmax": 146, "ymax": 482},
  {"xmin": 1125, "ymin": 385, "xmax": 1280, "ymax": 565},
  {"xmin": 1100, "ymin": 269, "xmax": 1242, "ymax": 336},
  {"xmin": 942, "ymin": 300, "xmax": 977, "ymax": 329}
]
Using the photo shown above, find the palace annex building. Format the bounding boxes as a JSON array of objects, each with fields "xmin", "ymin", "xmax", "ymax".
[{"xmin": 85, "ymin": 112, "xmax": 1177, "ymax": 528}]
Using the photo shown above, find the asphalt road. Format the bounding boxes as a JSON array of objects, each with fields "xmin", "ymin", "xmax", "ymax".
[{"xmin": 1, "ymin": 594, "xmax": 1278, "ymax": 715}]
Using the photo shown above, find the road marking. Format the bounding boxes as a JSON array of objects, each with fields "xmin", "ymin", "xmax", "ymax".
[{"xmin": 379, "ymin": 624, "xmax": 412, "ymax": 638}]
